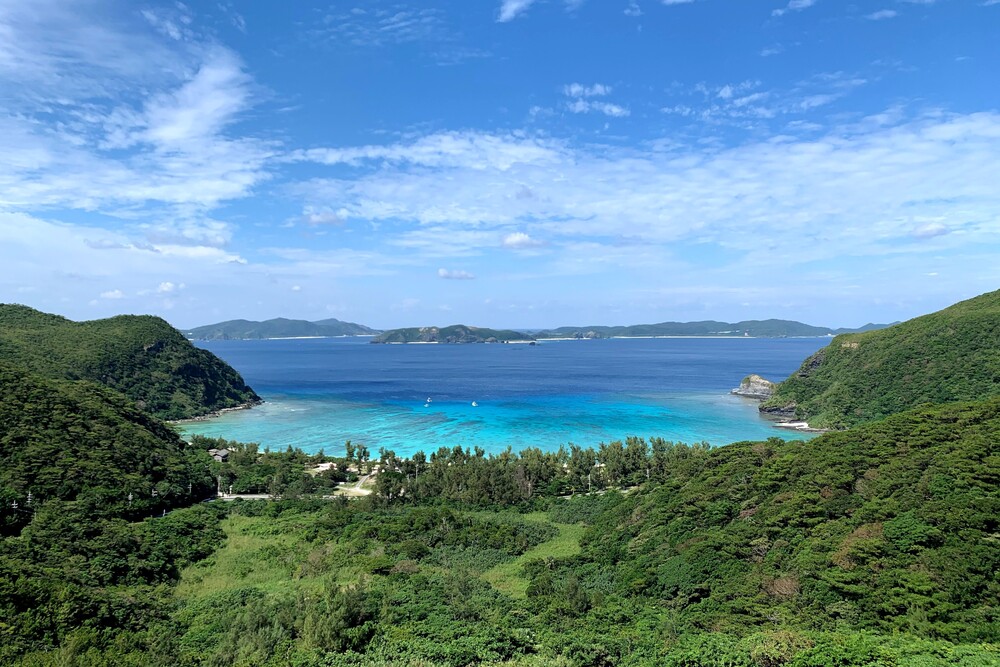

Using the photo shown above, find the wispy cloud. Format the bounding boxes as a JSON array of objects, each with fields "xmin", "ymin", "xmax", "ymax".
[
  {"xmin": 315, "ymin": 6, "xmax": 447, "ymax": 47},
  {"xmin": 497, "ymin": 0, "xmax": 538, "ymax": 22},
  {"xmin": 438, "ymin": 268, "xmax": 476, "ymax": 280},
  {"xmin": 291, "ymin": 112, "xmax": 1000, "ymax": 275},
  {"xmin": 772, "ymin": 0, "xmax": 816, "ymax": 17},
  {"xmin": 866, "ymin": 9, "xmax": 898, "ymax": 20},
  {"xmin": 562, "ymin": 82, "xmax": 630, "ymax": 117}
]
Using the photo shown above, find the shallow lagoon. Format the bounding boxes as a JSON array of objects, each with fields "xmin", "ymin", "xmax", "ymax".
[{"xmin": 180, "ymin": 336, "xmax": 829, "ymax": 457}]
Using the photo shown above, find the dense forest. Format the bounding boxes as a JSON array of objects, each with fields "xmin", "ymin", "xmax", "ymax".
[
  {"xmin": 761, "ymin": 289, "xmax": 1000, "ymax": 428},
  {"xmin": 2, "ymin": 296, "xmax": 999, "ymax": 665},
  {"xmin": 2, "ymin": 398, "xmax": 997, "ymax": 665},
  {"xmin": 0, "ymin": 304, "xmax": 259, "ymax": 420}
]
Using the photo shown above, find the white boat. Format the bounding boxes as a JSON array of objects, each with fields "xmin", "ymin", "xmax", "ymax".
[{"xmin": 471, "ymin": 401, "xmax": 478, "ymax": 407}]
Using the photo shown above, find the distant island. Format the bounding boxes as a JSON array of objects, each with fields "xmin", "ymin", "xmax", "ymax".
[
  {"xmin": 183, "ymin": 317, "xmax": 380, "ymax": 340},
  {"xmin": 535, "ymin": 319, "xmax": 891, "ymax": 339},
  {"xmin": 372, "ymin": 324, "xmax": 535, "ymax": 344},
  {"xmin": 372, "ymin": 319, "xmax": 892, "ymax": 344}
]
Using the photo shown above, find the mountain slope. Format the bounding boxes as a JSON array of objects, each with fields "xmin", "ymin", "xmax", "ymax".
[
  {"xmin": 184, "ymin": 317, "xmax": 378, "ymax": 340},
  {"xmin": 0, "ymin": 305, "xmax": 259, "ymax": 420},
  {"xmin": 572, "ymin": 398, "xmax": 1000, "ymax": 642},
  {"xmin": 760, "ymin": 289, "xmax": 1000, "ymax": 428},
  {"xmin": 0, "ymin": 362, "xmax": 214, "ymax": 531}
]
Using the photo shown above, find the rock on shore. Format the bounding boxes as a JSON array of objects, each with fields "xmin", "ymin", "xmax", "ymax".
[{"xmin": 731, "ymin": 374, "xmax": 777, "ymax": 400}]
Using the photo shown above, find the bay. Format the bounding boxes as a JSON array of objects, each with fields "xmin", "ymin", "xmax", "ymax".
[{"xmin": 179, "ymin": 336, "xmax": 829, "ymax": 457}]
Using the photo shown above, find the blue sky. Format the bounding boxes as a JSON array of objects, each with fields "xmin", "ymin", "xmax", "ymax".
[{"xmin": 1, "ymin": 0, "xmax": 998, "ymax": 329}]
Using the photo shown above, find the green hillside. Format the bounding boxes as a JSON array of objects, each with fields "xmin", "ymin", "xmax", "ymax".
[
  {"xmin": 760, "ymin": 289, "xmax": 1000, "ymax": 428},
  {"xmin": 372, "ymin": 324, "xmax": 535, "ymax": 343},
  {"xmin": 0, "ymin": 305, "xmax": 260, "ymax": 420},
  {"xmin": 184, "ymin": 317, "xmax": 378, "ymax": 340},
  {"xmin": 0, "ymin": 362, "xmax": 214, "ymax": 532}
]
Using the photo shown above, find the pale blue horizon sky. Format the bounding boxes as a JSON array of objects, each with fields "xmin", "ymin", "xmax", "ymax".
[{"xmin": 1, "ymin": 0, "xmax": 998, "ymax": 329}]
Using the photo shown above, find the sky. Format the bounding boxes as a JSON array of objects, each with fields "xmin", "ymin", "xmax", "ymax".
[{"xmin": 1, "ymin": 0, "xmax": 999, "ymax": 330}]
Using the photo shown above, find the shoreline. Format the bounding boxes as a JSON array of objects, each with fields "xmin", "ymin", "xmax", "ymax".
[
  {"xmin": 170, "ymin": 399, "xmax": 264, "ymax": 424},
  {"xmin": 772, "ymin": 420, "xmax": 829, "ymax": 433}
]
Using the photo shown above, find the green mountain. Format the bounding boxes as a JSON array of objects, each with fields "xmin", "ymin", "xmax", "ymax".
[
  {"xmin": 760, "ymin": 289, "xmax": 1000, "ymax": 428},
  {"xmin": 0, "ymin": 362, "xmax": 214, "ymax": 531},
  {"xmin": 184, "ymin": 317, "xmax": 379, "ymax": 340},
  {"xmin": 0, "ymin": 305, "xmax": 259, "ymax": 420},
  {"xmin": 371, "ymin": 324, "xmax": 534, "ymax": 343},
  {"xmin": 538, "ymin": 319, "xmax": 892, "ymax": 338}
]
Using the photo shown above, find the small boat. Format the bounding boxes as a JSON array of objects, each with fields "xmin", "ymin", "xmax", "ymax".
[
  {"xmin": 471, "ymin": 401, "xmax": 478, "ymax": 407},
  {"xmin": 426, "ymin": 397, "xmax": 432, "ymax": 402},
  {"xmin": 423, "ymin": 403, "xmax": 430, "ymax": 407}
]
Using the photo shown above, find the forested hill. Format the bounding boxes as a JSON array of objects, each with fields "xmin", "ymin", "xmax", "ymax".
[
  {"xmin": 0, "ymin": 362, "xmax": 214, "ymax": 532},
  {"xmin": 184, "ymin": 317, "xmax": 379, "ymax": 340},
  {"xmin": 372, "ymin": 324, "xmax": 534, "ymax": 343},
  {"xmin": 760, "ymin": 289, "xmax": 1000, "ymax": 428},
  {"xmin": 0, "ymin": 304, "xmax": 259, "ymax": 420}
]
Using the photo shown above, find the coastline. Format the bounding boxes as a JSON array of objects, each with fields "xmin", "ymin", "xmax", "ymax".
[
  {"xmin": 170, "ymin": 399, "xmax": 264, "ymax": 424},
  {"xmin": 772, "ymin": 420, "xmax": 829, "ymax": 433}
]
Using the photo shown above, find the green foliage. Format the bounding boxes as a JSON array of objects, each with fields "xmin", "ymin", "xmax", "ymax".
[
  {"xmin": 0, "ymin": 304, "xmax": 259, "ymax": 420},
  {"xmin": 0, "ymin": 362, "xmax": 215, "ymax": 528},
  {"xmin": 761, "ymin": 289, "xmax": 1000, "ymax": 428}
]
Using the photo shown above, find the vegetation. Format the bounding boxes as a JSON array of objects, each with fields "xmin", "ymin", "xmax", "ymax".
[
  {"xmin": 372, "ymin": 324, "xmax": 535, "ymax": 343},
  {"xmin": 4, "ymin": 396, "xmax": 997, "ymax": 665},
  {"xmin": 761, "ymin": 289, "xmax": 1000, "ymax": 428},
  {"xmin": 2, "ymin": 296, "xmax": 998, "ymax": 665},
  {"xmin": 190, "ymin": 435, "xmax": 349, "ymax": 497},
  {"xmin": 183, "ymin": 317, "xmax": 379, "ymax": 340},
  {"xmin": 0, "ymin": 304, "xmax": 260, "ymax": 419},
  {"xmin": 0, "ymin": 362, "xmax": 215, "ymax": 530}
]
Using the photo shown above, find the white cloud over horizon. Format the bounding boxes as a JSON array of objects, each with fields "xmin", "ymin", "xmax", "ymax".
[{"xmin": 0, "ymin": 0, "xmax": 997, "ymax": 330}]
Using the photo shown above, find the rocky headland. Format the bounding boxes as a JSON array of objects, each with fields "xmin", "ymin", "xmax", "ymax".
[{"xmin": 731, "ymin": 374, "xmax": 776, "ymax": 399}]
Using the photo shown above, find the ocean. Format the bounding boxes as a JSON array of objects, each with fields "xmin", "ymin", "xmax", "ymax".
[{"xmin": 179, "ymin": 336, "xmax": 829, "ymax": 458}]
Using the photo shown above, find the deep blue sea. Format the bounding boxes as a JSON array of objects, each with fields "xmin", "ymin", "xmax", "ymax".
[{"xmin": 178, "ymin": 337, "xmax": 830, "ymax": 458}]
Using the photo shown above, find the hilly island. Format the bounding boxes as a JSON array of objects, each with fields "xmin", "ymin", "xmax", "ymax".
[
  {"xmin": 0, "ymin": 304, "xmax": 259, "ymax": 420},
  {"xmin": 1, "ymin": 293, "xmax": 998, "ymax": 665}
]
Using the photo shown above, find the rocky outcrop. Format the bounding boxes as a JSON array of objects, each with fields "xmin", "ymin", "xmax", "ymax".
[
  {"xmin": 731, "ymin": 374, "xmax": 777, "ymax": 400},
  {"xmin": 759, "ymin": 402, "xmax": 799, "ymax": 420}
]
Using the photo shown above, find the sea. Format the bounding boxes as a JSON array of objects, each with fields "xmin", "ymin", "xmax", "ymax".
[{"xmin": 178, "ymin": 336, "xmax": 830, "ymax": 458}]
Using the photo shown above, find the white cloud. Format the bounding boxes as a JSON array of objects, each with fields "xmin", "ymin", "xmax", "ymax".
[
  {"xmin": 625, "ymin": 2, "xmax": 644, "ymax": 16},
  {"xmin": 562, "ymin": 82, "xmax": 629, "ymax": 117},
  {"xmin": 100, "ymin": 289, "xmax": 125, "ymax": 299},
  {"xmin": 503, "ymin": 232, "xmax": 543, "ymax": 249},
  {"xmin": 290, "ymin": 132, "xmax": 560, "ymax": 171},
  {"xmin": 157, "ymin": 281, "xmax": 176, "ymax": 293},
  {"xmin": 438, "ymin": 268, "xmax": 476, "ymax": 280},
  {"xmin": 773, "ymin": 0, "xmax": 816, "ymax": 17},
  {"xmin": 303, "ymin": 206, "xmax": 342, "ymax": 225},
  {"xmin": 497, "ymin": 0, "xmax": 538, "ymax": 22},
  {"xmin": 866, "ymin": 9, "xmax": 898, "ymax": 20},
  {"xmin": 292, "ymin": 112, "xmax": 1000, "ymax": 275},
  {"xmin": 662, "ymin": 0, "xmax": 695, "ymax": 5},
  {"xmin": 564, "ymin": 83, "xmax": 612, "ymax": 97}
]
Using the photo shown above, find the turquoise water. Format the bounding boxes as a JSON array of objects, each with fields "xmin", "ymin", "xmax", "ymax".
[{"xmin": 180, "ymin": 337, "xmax": 828, "ymax": 457}]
